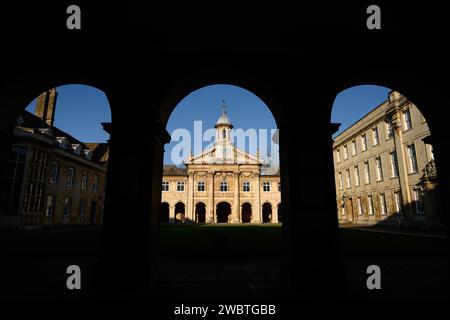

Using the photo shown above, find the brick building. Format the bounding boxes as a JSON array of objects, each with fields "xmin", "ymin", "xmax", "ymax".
[{"xmin": 0, "ymin": 88, "xmax": 109, "ymax": 229}]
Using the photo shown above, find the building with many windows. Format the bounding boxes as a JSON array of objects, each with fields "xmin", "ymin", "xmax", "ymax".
[
  {"xmin": 160, "ymin": 104, "xmax": 281, "ymax": 223},
  {"xmin": 0, "ymin": 89, "xmax": 109, "ymax": 229},
  {"xmin": 333, "ymin": 91, "xmax": 442, "ymax": 227}
]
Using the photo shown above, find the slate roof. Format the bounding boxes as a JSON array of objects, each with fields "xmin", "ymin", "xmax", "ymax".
[
  {"xmin": 163, "ymin": 165, "xmax": 188, "ymax": 176},
  {"xmin": 18, "ymin": 110, "xmax": 108, "ymax": 164}
]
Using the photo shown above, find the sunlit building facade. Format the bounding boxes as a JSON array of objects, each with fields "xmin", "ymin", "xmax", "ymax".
[{"xmin": 333, "ymin": 91, "xmax": 441, "ymax": 227}]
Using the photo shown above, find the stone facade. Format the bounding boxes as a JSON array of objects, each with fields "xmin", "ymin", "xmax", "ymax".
[
  {"xmin": 333, "ymin": 91, "xmax": 442, "ymax": 227},
  {"xmin": 161, "ymin": 104, "xmax": 281, "ymax": 223},
  {"xmin": 0, "ymin": 89, "xmax": 108, "ymax": 229}
]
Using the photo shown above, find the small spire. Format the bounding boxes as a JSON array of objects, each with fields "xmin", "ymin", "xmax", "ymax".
[{"xmin": 222, "ymin": 100, "xmax": 227, "ymax": 115}]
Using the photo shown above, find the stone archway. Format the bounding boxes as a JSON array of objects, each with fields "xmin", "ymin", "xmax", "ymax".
[
  {"xmin": 195, "ymin": 202, "xmax": 206, "ymax": 223},
  {"xmin": 160, "ymin": 202, "xmax": 169, "ymax": 223},
  {"xmin": 241, "ymin": 202, "xmax": 252, "ymax": 223},
  {"xmin": 262, "ymin": 203, "xmax": 272, "ymax": 223},
  {"xmin": 175, "ymin": 202, "xmax": 185, "ymax": 223},
  {"xmin": 216, "ymin": 202, "xmax": 231, "ymax": 223}
]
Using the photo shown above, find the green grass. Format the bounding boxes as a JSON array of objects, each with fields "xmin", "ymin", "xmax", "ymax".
[
  {"xmin": 0, "ymin": 224, "xmax": 447, "ymax": 257},
  {"xmin": 158, "ymin": 223, "xmax": 283, "ymax": 257}
]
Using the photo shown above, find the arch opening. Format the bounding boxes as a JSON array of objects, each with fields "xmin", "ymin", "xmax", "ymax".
[
  {"xmin": 195, "ymin": 202, "xmax": 206, "ymax": 223},
  {"xmin": 262, "ymin": 203, "xmax": 272, "ymax": 223},
  {"xmin": 241, "ymin": 202, "xmax": 252, "ymax": 223},
  {"xmin": 216, "ymin": 202, "xmax": 231, "ymax": 223}
]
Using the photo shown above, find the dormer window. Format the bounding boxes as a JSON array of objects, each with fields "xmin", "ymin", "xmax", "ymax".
[
  {"xmin": 84, "ymin": 150, "xmax": 92, "ymax": 160},
  {"xmin": 38, "ymin": 128, "xmax": 53, "ymax": 136},
  {"xmin": 72, "ymin": 144, "xmax": 81, "ymax": 155},
  {"xmin": 56, "ymin": 137, "xmax": 68, "ymax": 149}
]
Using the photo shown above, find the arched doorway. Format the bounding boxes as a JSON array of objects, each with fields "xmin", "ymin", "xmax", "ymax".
[
  {"xmin": 241, "ymin": 202, "xmax": 252, "ymax": 223},
  {"xmin": 216, "ymin": 202, "xmax": 231, "ymax": 223},
  {"xmin": 277, "ymin": 203, "xmax": 282, "ymax": 223},
  {"xmin": 160, "ymin": 202, "xmax": 169, "ymax": 223},
  {"xmin": 262, "ymin": 203, "xmax": 272, "ymax": 223},
  {"xmin": 195, "ymin": 202, "xmax": 206, "ymax": 223},
  {"xmin": 175, "ymin": 202, "xmax": 185, "ymax": 223}
]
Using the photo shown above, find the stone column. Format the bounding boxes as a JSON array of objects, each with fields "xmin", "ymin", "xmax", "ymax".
[
  {"xmin": 169, "ymin": 204, "xmax": 175, "ymax": 223},
  {"xmin": 233, "ymin": 171, "xmax": 240, "ymax": 223},
  {"xmin": 187, "ymin": 171, "xmax": 194, "ymax": 221},
  {"xmin": 207, "ymin": 170, "xmax": 215, "ymax": 223},
  {"xmin": 272, "ymin": 201, "xmax": 278, "ymax": 223},
  {"xmin": 389, "ymin": 108, "xmax": 413, "ymax": 219},
  {"xmin": 253, "ymin": 171, "xmax": 261, "ymax": 223}
]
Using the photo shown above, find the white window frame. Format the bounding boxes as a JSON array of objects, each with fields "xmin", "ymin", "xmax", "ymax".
[
  {"xmin": 343, "ymin": 145, "xmax": 348, "ymax": 160},
  {"xmin": 352, "ymin": 140, "xmax": 357, "ymax": 156},
  {"xmin": 177, "ymin": 181, "xmax": 185, "ymax": 192},
  {"xmin": 263, "ymin": 181, "xmax": 271, "ymax": 192},
  {"xmin": 403, "ymin": 108, "xmax": 412, "ymax": 131},
  {"xmin": 390, "ymin": 152, "xmax": 399, "ymax": 178},
  {"xmin": 372, "ymin": 127, "xmax": 379, "ymax": 146},
  {"xmin": 357, "ymin": 197, "xmax": 363, "ymax": 215},
  {"xmin": 375, "ymin": 157, "xmax": 383, "ymax": 181},
  {"xmin": 162, "ymin": 181, "xmax": 169, "ymax": 192},
  {"xmin": 380, "ymin": 193, "xmax": 387, "ymax": 215},
  {"xmin": 354, "ymin": 165, "xmax": 360, "ymax": 187},
  {"xmin": 361, "ymin": 134, "xmax": 367, "ymax": 151},
  {"xmin": 407, "ymin": 144, "xmax": 418, "ymax": 173},
  {"xmin": 336, "ymin": 149, "xmax": 341, "ymax": 163},
  {"xmin": 197, "ymin": 181, "xmax": 205, "ymax": 192},
  {"xmin": 220, "ymin": 181, "xmax": 228, "ymax": 192},
  {"xmin": 368, "ymin": 195, "xmax": 374, "ymax": 215},
  {"xmin": 364, "ymin": 162, "xmax": 371, "ymax": 184},
  {"xmin": 243, "ymin": 181, "xmax": 251, "ymax": 192}
]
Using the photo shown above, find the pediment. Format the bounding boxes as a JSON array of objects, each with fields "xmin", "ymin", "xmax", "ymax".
[{"xmin": 185, "ymin": 144, "xmax": 262, "ymax": 165}]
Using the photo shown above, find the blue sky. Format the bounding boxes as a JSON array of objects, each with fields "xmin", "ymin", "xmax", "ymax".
[
  {"xmin": 165, "ymin": 84, "xmax": 278, "ymax": 165},
  {"xmin": 331, "ymin": 85, "xmax": 391, "ymax": 137},
  {"xmin": 25, "ymin": 83, "xmax": 391, "ymax": 163},
  {"xmin": 25, "ymin": 84, "xmax": 111, "ymax": 142}
]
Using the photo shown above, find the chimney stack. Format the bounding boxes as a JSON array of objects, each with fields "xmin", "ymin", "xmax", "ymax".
[{"xmin": 35, "ymin": 88, "xmax": 57, "ymax": 126}]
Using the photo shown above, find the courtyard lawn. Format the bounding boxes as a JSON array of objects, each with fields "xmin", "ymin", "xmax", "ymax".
[
  {"xmin": 0, "ymin": 224, "xmax": 446, "ymax": 257},
  {"xmin": 158, "ymin": 223, "xmax": 283, "ymax": 257}
]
